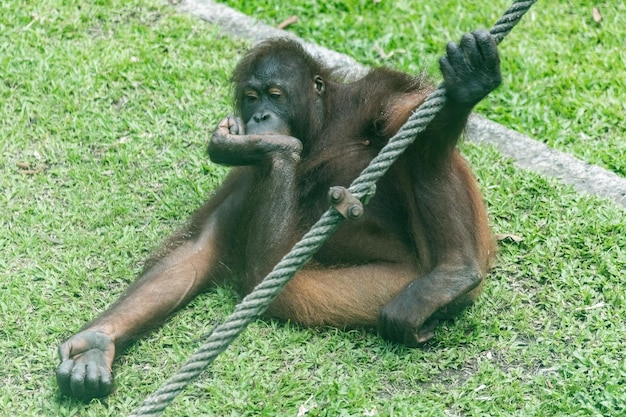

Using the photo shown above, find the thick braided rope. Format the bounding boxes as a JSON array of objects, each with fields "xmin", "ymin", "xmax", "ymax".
[{"xmin": 129, "ymin": 1, "xmax": 536, "ymax": 415}]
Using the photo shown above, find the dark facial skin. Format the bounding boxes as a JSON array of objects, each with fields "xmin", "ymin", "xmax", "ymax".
[
  {"xmin": 238, "ymin": 54, "xmax": 299, "ymax": 136},
  {"xmin": 56, "ymin": 32, "xmax": 499, "ymax": 401},
  {"xmin": 240, "ymin": 84, "xmax": 291, "ymax": 135},
  {"xmin": 234, "ymin": 51, "xmax": 325, "ymax": 142}
]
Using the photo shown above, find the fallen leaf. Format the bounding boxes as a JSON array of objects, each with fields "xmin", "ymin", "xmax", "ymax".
[
  {"xmin": 495, "ymin": 233, "xmax": 523, "ymax": 243},
  {"xmin": 18, "ymin": 168, "xmax": 44, "ymax": 175},
  {"xmin": 277, "ymin": 16, "xmax": 298, "ymax": 30},
  {"xmin": 373, "ymin": 44, "xmax": 393, "ymax": 59},
  {"xmin": 592, "ymin": 7, "xmax": 602, "ymax": 23}
]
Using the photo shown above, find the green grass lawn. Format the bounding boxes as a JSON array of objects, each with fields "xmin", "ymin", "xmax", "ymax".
[{"xmin": 2, "ymin": 1, "xmax": 625, "ymax": 416}]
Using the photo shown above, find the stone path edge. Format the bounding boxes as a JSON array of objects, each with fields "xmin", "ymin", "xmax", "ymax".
[{"xmin": 177, "ymin": 0, "xmax": 626, "ymax": 208}]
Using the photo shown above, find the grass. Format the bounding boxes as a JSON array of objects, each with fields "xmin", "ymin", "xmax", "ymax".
[
  {"xmin": 219, "ymin": 0, "xmax": 626, "ymax": 177},
  {"xmin": 1, "ymin": 0, "xmax": 625, "ymax": 416}
]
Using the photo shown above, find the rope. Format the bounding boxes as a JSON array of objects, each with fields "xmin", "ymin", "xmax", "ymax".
[{"xmin": 129, "ymin": 1, "xmax": 536, "ymax": 415}]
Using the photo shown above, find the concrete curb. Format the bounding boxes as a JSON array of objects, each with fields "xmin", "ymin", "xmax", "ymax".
[
  {"xmin": 177, "ymin": 0, "xmax": 626, "ymax": 208},
  {"xmin": 467, "ymin": 115, "xmax": 626, "ymax": 206}
]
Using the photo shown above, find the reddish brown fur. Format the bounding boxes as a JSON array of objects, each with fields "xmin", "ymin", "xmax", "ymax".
[{"xmin": 57, "ymin": 34, "xmax": 501, "ymax": 400}]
